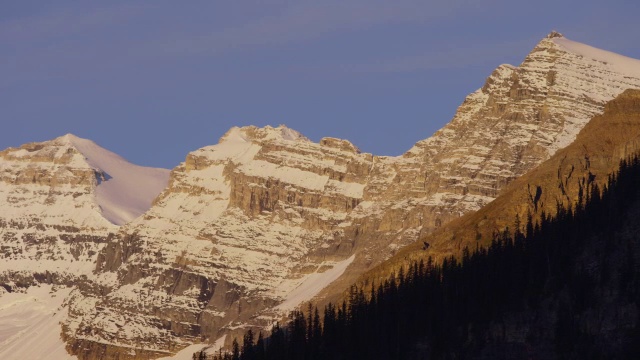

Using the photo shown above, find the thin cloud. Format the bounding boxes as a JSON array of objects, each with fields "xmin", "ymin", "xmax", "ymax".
[
  {"xmin": 0, "ymin": 3, "xmax": 159, "ymax": 89},
  {"xmin": 0, "ymin": 3, "xmax": 148, "ymax": 45},
  {"xmin": 161, "ymin": 0, "xmax": 487, "ymax": 54}
]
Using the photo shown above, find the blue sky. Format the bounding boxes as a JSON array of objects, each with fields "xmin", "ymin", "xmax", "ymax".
[{"xmin": 2, "ymin": 1, "xmax": 639, "ymax": 169}]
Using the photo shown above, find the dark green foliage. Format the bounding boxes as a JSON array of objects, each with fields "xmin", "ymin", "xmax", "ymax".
[
  {"xmin": 210, "ymin": 156, "xmax": 640, "ymax": 359},
  {"xmin": 232, "ymin": 338, "xmax": 240, "ymax": 360}
]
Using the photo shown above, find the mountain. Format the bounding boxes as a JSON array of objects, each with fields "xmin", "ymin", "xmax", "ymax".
[
  {"xmin": 244, "ymin": 89, "xmax": 640, "ymax": 360},
  {"xmin": 2, "ymin": 32, "xmax": 640, "ymax": 359},
  {"xmin": 62, "ymin": 125, "xmax": 374, "ymax": 358},
  {"xmin": 0, "ymin": 134, "xmax": 169, "ymax": 359},
  {"xmin": 225, "ymin": 138, "xmax": 640, "ymax": 359},
  {"xmin": 361, "ymin": 88, "xmax": 640, "ymax": 284},
  {"xmin": 0, "ymin": 134, "xmax": 169, "ymax": 285},
  {"xmin": 311, "ymin": 31, "xmax": 640, "ymax": 310}
]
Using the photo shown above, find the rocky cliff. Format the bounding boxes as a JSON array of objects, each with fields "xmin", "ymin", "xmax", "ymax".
[
  {"xmin": 355, "ymin": 88, "xmax": 640, "ymax": 359},
  {"xmin": 59, "ymin": 125, "xmax": 375, "ymax": 358},
  {"xmin": 0, "ymin": 135, "xmax": 119, "ymax": 288},
  {"xmin": 0, "ymin": 135, "xmax": 170, "ymax": 359},
  {"xmin": 2, "ymin": 32, "xmax": 640, "ymax": 359},
  {"xmin": 359, "ymin": 88, "xmax": 640, "ymax": 290},
  {"xmin": 315, "ymin": 31, "xmax": 640, "ymax": 305}
]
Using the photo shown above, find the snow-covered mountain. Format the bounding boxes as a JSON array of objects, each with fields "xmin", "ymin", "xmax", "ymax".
[
  {"xmin": 61, "ymin": 125, "xmax": 373, "ymax": 358},
  {"xmin": 0, "ymin": 135, "xmax": 170, "ymax": 359},
  {"xmin": 2, "ymin": 32, "xmax": 640, "ymax": 359},
  {"xmin": 0, "ymin": 134, "xmax": 169, "ymax": 285}
]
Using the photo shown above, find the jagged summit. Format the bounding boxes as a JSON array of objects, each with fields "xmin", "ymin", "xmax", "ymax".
[
  {"xmin": 532, "ymin": 32, "xmax": 640, "ymax": 79},
  {"xmin": 404, "ymin": 32, "xmax": 640, "ymax": 202},
  {"xmin": 546, "ymin": 30, "xmax": 564, "ymax": 39},
  {"xmin": 219, "ymin": 124, "xmax": 310, "ymax": 144}
]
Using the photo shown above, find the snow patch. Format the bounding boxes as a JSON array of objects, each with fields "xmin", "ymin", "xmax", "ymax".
[
  {"xmin": 65, "ymin": 134, "xmax": 170, "ymax": 225},
  {"xmin": 157, "ymin": 335, "xmax": 226, "ymax": 360},
  {"xmin": 275, "ymin": 255, "xmax": 356, "ymax": 312},
  {"xmin": 553, "ymin": 37, "xmax": 640, "ymax": 78},
  {"xmin": 0, "ymin": 285, "xmax": 76, "ymax": 360}
]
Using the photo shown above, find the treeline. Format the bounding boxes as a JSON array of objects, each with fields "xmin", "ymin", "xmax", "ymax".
[{"xmin": 207, "ymin": 157, "xmax": 640, "ymax": 359}]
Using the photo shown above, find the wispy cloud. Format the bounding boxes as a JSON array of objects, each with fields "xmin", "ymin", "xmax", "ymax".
[
  {"xmin": 161, "ymin": 0, "xmax": 488, "ymax": 54},
  {"xmin": 0, "ymin": 3, "xmax": 148, "ymax": 45},
  {"xmin": 1, "ymin": 0, "xmax": 501, "ymax": 91},
  {"xmin": 0, "ymin": 3, "xmax": 158, "ymax": 89}
]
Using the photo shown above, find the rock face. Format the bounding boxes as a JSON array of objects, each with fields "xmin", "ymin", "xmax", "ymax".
[
  {"xmin": 61, "ymin": 125, "xmax": 374, "ymax": 358},
  {"xmin": 0, "ymin": 135, "xmax": 170, "ymax": 359},
  {"xmin": 2, "ymin": 33, "xmax": 640, "ymax": 359},
  {"xmin": 358, "ymin": 88, "xmax": 640, "ymax": 288},
  {"xmin": 0, "ymin": 135, "xmax": 118, "ymax": 288},
  {"xmin": 356, "ymin": 89, "xmax": 640, "ymax": 358},
  {"xmin": 315, "ymin": 32, "xmax": 640, "ymax": 301}
]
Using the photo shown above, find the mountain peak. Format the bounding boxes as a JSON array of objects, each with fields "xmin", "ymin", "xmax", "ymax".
[
  {"xmin": 5, "ymin": 134, "xmax": 171, "ymax": 226},
  {"xmin": 58, "ymin": 132, "xmax": 82, "ymax": 142},
  {"xmin": 54, "ymin": 133, "xmax": 96, "ymax": 149},
  {"xmin": 551, "ymin": 36, "xmax": 640, "ymax": 78},
  {"xmin": 219, "ymin": 124, "xmax": 310, "ymax": 144},
  {"xmin": 546, "ymin": 30, "xmax": 564, "ymax": 39}
]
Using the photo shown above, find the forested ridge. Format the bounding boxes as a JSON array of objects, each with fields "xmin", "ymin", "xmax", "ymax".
[{"xmin": 206, "ymin": 156, "xmax": 640, "ymax": 360}]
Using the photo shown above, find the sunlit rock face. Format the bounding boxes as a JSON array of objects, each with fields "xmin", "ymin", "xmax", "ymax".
[{"xmin": 0, "ymin": 134, "xmax": 170, "ymax": 358}]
